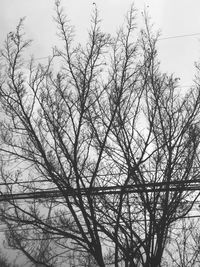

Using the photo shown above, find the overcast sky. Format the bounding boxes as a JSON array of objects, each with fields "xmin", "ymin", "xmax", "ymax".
[
  {"xmin": 1, "ymin": 0, "xmax": 200, "ymax": 264},
  {"xmin": 1, "ymin": 0, "xmax": 200, "ymax": 88}
]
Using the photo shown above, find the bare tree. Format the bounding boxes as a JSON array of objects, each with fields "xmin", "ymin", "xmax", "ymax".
[
  {"xmin": 164, "ymin": 216, "xmax": 200, "ymax": 267},
  {"xmin": 4, "ymin": 220, "xmax": 57, "ymax": 267},
  {"xmin": 0, "ymin": 2, "xmax": 200, "ymax": 266}
]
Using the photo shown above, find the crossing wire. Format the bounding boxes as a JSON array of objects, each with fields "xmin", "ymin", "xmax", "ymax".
[
  {"xmin": 26, "ymin": 32, "xmax": 200, "ymax": 62},
  {"xmin": 1, "ymin": 178, "xmax": 200, "ymax": 201}
]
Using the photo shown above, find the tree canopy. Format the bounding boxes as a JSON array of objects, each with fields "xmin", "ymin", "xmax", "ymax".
[{"xmin": 0, "ymin": 2, "xmax": 200, "ymax": 267}]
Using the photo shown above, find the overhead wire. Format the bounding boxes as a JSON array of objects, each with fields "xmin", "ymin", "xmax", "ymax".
[
  {"xmin": 1, "ymin": 167, "xmax": 200, "ymax": 201},
  {"xmin": 2, "ymin": 165, "xmax": 200, "ymax": 187},
  {"xmin": 30, "ymin": 31, "xmax": 200, "ymax": 62},
  {"xmin": 158, "ymin": 32, "xmax": 200, "ymax": 41},
  {"xmin": 21, "ymin": 30, "xmax": 198, "ymax": 92},
  {"xmin": 1, "ymin": 177, "xmax": 200, "ymax": 201}
]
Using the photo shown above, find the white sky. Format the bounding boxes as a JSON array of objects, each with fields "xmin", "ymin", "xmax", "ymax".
[
  {"xmin": 1, "ymin": 0, "xmax": 200, "ymax": 87},
  {"xmin": 1, "ymin": 0, "xmax": 200, "ymax": 264}
]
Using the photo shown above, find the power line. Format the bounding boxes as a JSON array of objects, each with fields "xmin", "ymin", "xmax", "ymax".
[
  {"xmin": 1, "ymin": 178, "xmax": 200, "ymax": 201},
  {"xmin": 2, "ymin": 166, "xmax": 200, "ymax": 187},
  {"xmin": 34, "ymin": 56, "xmax": 49, "ymax": 60},
  {"xmin": 158, "ymin": 32, "xmax": 200, "ymax": 41},
  {"xmin": 29, "ymin": 32, "xmax": 200, "ymax": 63}
]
